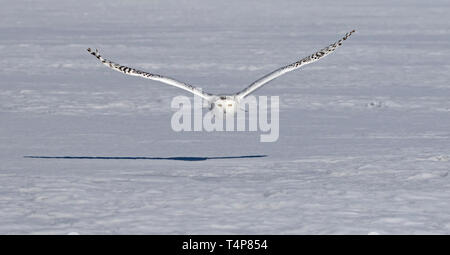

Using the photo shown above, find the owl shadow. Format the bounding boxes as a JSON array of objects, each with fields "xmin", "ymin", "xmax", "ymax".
[{"xmin": 24, "ymin": 155, "xmax": 267, "ymax": 161}]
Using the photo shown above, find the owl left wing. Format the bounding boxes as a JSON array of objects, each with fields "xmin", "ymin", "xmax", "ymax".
[{"xmin": 235, "ymin": 30, "xmax": 356, "ymax": 99}]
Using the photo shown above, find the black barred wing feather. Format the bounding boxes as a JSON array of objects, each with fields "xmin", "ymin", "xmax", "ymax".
[
  {"xmin": 87, "ymin": 48, "xmax": 213, "ymax": 101},
  {"xmin": 235, "ymin": 30, "xmax": 356, "ymax": 99}
]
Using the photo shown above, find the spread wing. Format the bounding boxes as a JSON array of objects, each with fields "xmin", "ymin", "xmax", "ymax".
[
  {"xmin": 87, "ymin": 48, "xmax": 213, "ymax": 101},
  {"xmin": 235, "ymin": 30, "xmax": 356, "ymax": 99}
]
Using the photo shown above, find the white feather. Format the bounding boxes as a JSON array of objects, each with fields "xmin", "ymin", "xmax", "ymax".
[{"xmin": 87, "ymin": 30, "xmax": 355, "ymax": 113}]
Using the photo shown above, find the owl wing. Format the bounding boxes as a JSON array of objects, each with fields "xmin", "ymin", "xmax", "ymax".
[{"xmin": 235, "ymin": 30, "xmax": 356, "ymax": 99}]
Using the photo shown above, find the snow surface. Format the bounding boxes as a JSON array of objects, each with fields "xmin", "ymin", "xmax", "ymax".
[{"xmin": 1, "ymin": 0, "xmax": 449, "ymax": 234}]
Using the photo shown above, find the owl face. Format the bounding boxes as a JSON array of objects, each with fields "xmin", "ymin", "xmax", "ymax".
[{"xmin": 212, "ymin": 96, "xmax": 238, "ymax": 115}]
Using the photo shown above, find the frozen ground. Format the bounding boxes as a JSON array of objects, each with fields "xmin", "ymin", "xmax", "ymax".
[{"xmin": 1, "ymin": 0, "xmax": 449, "ymax": 234}]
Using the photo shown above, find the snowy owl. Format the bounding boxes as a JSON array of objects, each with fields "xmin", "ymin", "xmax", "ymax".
[{"xmin": 87, "ymin": 30, "xmax": 355, "ymax": 115}]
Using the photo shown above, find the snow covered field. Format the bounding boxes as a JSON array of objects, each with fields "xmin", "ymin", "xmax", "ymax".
[{"xmin": 1, "ymin": 0, "xmax": 449, "ymax": 234}]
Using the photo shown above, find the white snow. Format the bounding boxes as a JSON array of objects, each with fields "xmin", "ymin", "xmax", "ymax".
[{"xmin": 0, "ymin": 0, "xmax": 449, "ymax": 234}]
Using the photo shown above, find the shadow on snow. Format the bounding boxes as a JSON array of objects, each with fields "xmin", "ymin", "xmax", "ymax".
[{"xmin": 24, "ymin": 155, "xmax": 267, "ymax": 161}]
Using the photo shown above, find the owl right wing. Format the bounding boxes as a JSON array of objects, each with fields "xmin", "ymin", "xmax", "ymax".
[{"xmin": 87, "ymin": 48, "xmax": 213, "ymax": 101}]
